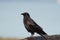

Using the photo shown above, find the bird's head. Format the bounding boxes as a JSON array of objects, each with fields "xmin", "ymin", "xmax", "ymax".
[{"xmin": 21, "ymin": 12, "xmax": 30, "ymax": 17}]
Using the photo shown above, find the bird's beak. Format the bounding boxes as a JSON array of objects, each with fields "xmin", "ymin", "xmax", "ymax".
[{"xmin": 21, "ymin": 13, "xmax": 24, "ymax": 15}]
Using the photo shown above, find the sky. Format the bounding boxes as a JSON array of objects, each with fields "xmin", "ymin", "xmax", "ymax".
[{"xmin": 0, "ymin": 0, "xmax": 60, "ymax": 38}]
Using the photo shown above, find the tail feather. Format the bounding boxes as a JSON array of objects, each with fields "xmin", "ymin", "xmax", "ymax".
[
  {"xmin": 36, "ymin": 29, "xmax": 47, "ymax": 35},
  {"xmin": 36, "ymin": 30, "xmax": 48, "ymax": 40},
  {"xmin": 41, "ymin": 30, "xmax": 47, "ymax": 35},
  {"xmin": 40, "ymin": 34, "xmax": 47, "ymax": 40}
]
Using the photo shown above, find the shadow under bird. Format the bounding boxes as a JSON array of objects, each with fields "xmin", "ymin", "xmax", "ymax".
[{"xmin": 21, "ymin": 12, "xmax": 48, "ymax": 40}]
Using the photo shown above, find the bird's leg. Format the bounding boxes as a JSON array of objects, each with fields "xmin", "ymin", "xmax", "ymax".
[
  {"xmin": 30, "ymin": 33, "xmax": 34, "ymax": 37},
  {"xmin": 31, "ymin": 34, "xmax": 33, "ymax": 37}
]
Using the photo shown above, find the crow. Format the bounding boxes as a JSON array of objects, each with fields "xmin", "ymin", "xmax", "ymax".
[{"xmin": 21, "ymin": 12, "xmax": 47, "ymax": 40}]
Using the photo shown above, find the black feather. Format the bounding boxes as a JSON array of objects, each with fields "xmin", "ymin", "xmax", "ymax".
[{"xmin": 21, "ymin": 12, "xmax": 47, "ymax": 40}]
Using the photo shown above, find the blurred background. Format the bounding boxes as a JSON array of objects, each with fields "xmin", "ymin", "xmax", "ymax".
[{"xmin": 0, "ymin": 0, "xmax": 60, "ymax": 38}]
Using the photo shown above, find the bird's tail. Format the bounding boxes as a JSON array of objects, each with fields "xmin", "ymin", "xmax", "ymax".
[
  {"xmin": 41, "ymin": 30, "xmax": 47, "ymax": 35},
  {"xmin": 40, "ymin": 34, "xmax": 47, "ymax": 40},
  {"xmin": 37, "ymin": 30, "xmax": 48, "ymax": 40}
]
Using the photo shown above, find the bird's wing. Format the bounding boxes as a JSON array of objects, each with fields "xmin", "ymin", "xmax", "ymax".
[
  {"xmin": 29, "ymin": 24, "xmax": 47, "ymax": 35},
  {"xmin": 27, "ymin": 18, "xmax": 43, "ymax": 31},
  {"xmin": 27, "ymin": 18, "xmax": 47, "ymax": 35},
  {"xmin": 29, "ymin": 24, "xmax": 43, "ymax": 31}
]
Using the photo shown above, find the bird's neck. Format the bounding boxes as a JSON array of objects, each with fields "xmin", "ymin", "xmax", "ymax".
[{"xmin": 24, "ymin": 15, "xmax": 30, "ymax": 20}]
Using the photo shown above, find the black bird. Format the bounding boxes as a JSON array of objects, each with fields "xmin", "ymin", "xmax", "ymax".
[{"xmin": 21, "ymin": 12, "xmax": 47, "ymax": 40}]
